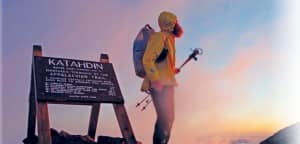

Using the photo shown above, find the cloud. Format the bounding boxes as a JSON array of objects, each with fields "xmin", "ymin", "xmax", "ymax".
[
  {"xmin": 219, "ymin": 35, "xmax": 272, "ymax": 81},
  {"xmin": 195, "ymin": 136, "xmax": 263, "ymax": 144},
  {"xmin": 231, "ymin": 138, "xmax": 251, "ymax": 144}
]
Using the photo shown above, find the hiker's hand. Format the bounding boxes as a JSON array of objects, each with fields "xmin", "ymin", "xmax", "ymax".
[
  {"xmin": 175, "ymin": 68, "xmax": 180, "ymax": 74},
  {"xmin": 151, "ymin": 81, "xmax": 163, "ymax": 91},
  {"xmin": 141, "ymin": 79, "xmax": 151, "ymax": 92}
]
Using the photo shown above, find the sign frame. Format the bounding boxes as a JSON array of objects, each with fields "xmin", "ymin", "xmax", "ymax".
[{"xmin": 26, "ymin": 45, "xmax": 137, "ymax": 144}]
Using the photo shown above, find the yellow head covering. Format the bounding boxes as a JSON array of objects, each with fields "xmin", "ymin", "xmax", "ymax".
[{"xmin": 158, "ymin": 11, "xmax": 177, "ymax": 32}]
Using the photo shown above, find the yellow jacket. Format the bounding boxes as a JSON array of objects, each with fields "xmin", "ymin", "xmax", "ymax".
[{"xmin": 141, "ymin": 11, "xmax": 178, "ymax": 91}]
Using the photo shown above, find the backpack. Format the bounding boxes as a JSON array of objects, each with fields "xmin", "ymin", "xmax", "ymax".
[
  {"xmin": 133, "ymin": 24, "xmax": 169, "ymax": 78},
  {"xmin": 133, "ymin": 24, "xmax": 155, "ymax": 78}
]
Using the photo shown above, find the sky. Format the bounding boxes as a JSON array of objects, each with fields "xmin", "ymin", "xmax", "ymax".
[{"xmin": 2, "ymin": 0, "xmax": 300, "ymax": 144}]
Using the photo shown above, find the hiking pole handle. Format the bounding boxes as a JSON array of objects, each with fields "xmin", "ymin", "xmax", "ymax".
[
  {"xmin": 178, "ymin": 48, "xmax": 203, "ymax": 70},
  {"xmin": 189, "ymin": 48, "xmax": 203, "ymax": 60}
]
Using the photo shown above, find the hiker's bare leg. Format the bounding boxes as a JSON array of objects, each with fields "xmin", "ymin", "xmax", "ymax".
[{"xmin": 151, "ymin": 86, "xmax": 175, "ymax": 144}]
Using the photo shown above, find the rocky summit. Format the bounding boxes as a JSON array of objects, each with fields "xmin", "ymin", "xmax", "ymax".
[
  {"xmin": 23, "ymin": 128, "xmax": 125, "ymax": 144},
  {"xmin": 260, "ymin": 122, "xmax": 300, "ymax": 144}
]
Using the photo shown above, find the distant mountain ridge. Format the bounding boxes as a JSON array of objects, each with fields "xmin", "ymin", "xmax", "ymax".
[{"xmin": 260, "ymin": 122, "xmax": 300, "ymax": 144}]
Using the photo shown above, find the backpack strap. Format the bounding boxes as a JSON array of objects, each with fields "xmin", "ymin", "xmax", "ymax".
[
  {"xmin": 145, "ymin": 24, "xmax": 153, "ymax": 30},
  {"xmin": 155, "ymin": 33, "xmax": 171, "ymax": 63}
]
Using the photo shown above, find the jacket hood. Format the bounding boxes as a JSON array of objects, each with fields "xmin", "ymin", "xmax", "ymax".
[{"xmin": 158, "ymin": 11, "xmax": 177, "ymax": 32}]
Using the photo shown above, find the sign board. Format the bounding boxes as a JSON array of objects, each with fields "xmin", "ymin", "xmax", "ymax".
[
  {"xmin": 26, "ymin": 46, "xmax": 137, "ymax": 144},
  {"xmin": 33, "ymin": 56, "xmax": 124, "ymax": 103}
]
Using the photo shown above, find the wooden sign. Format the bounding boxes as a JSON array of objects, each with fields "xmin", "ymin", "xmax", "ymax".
[
  {"xmin": 33, "ymin": 56, "xmax": 124, "ymax": 103},
  {"xmin": 25, "ymin": 45, "xmax": 138, "ymax": 144}
]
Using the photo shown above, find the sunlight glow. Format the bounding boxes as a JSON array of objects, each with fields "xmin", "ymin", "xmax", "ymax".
[{"xmin": 280, "ymin": 0, "xmax": 300, "ymax": 142}]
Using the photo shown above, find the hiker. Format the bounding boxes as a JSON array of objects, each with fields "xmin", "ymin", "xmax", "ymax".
[{"xmin": 141, "ymin": 11, "xmax": 183, "ymax": 144}]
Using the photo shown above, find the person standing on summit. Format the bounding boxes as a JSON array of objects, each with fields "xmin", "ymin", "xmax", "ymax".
[{"xmin": 141, "ymin": 11, "xmax": 183, "ymax": 144}]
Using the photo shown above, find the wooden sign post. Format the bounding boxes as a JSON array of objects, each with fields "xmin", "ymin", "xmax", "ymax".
[{"xmin": 26, "ymin": 45, "xmax": 137, "ymax": 144}]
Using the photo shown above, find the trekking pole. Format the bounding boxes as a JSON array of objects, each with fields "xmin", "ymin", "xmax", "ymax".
[
  {"xmin": 141, "ymin": 98, "xmax": 152, "ymax": 111},
  {"xmin": 137, "ymin": 48, "xmax": 203, "ymax": 112},
  {"xmin": 178, "ymin": 48, "xmax": 203, "ymax": 70},
  {"xmin": 136, "ymin": 94, "xmax": 150, "ymax": 108}
]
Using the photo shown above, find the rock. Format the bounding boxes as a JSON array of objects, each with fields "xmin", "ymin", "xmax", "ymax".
[
  {"xmin": 97, "ymin": 136, "xmax": 125, "ymax": 144},
  {"xmin": 23, "ymin": 128, "xmax": 96, "ymax": 144},
  {"xmin": 23, "ymin": 128, "xmax": 132, "ymax": 144},
  {"xmin": 260, "ymin": 122, "xmax": 300, "ymax": 144},
  {"xmin": 22, "ymin": 135, "xmax": 38, "ymax": 144},
  {"xmin": 51, "ymin": 128, "xmax": 63, "ymax": 144},
  {"xmin": 51, "ymin": 129, "xmax": 96, "ymax": 144}
]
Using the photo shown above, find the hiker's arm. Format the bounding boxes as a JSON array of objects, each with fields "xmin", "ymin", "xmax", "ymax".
[{"xmin": 143, "ymin": 34, "xmax": 164, "ymax": 82}]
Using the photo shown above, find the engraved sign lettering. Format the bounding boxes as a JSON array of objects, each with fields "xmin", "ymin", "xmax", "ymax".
[{"xmin": 33, "ymin": 56, "xmax": 123, "ymax": 103}]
